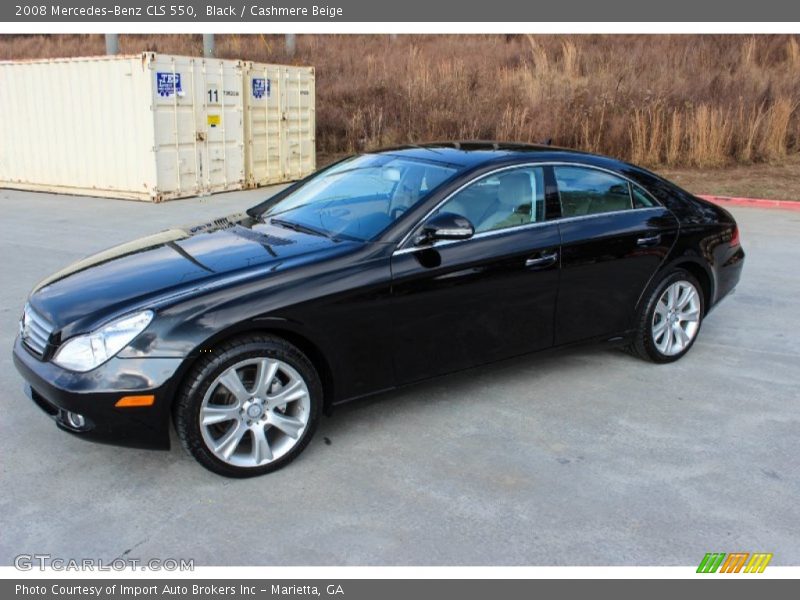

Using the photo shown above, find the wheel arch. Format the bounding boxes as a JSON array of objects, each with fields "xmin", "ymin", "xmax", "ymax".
[
  {"xmin": 166, "ymin": 319, "xmax": 337, "ymax": 416},
  {"xmin": 634, "ymin": 255, "xmax": 715, "ymax": 324},
  {"xmin": 671, "ymin": 260, "xmax": 713, "ymax": 315}
]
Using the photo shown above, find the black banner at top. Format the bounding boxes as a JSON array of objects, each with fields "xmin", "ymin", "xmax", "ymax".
[{"xmin": 4, "ymin": 0, "xmax": 800, "ymax": 22}]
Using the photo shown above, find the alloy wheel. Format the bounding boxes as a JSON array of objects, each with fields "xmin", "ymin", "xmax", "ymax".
[
  {"xmin": 651, "ymin": 280, "xmax": 701, "ymax": 356},
  {"xmin": 199, "ymin": 357, "xmax": 311, "ymax": 467}
]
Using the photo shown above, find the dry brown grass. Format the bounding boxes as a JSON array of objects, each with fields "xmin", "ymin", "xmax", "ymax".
[
  {"xmin": 2, "ymin": 34, "xmax": 799, "ymax": 167},
  {"xmin": 660, "ymin": 153, "xmax": 800, "ymax": 199}
]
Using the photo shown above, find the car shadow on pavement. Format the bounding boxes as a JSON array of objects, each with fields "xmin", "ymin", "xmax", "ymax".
[{"xmin": 314, "ymin": 343, "xmax": 624, "ymax": 442}]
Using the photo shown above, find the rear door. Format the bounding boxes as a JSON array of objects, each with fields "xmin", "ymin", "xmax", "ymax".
[{"xmin": 553, "ymin": 165, "xmax": 679, "ymax": 344}]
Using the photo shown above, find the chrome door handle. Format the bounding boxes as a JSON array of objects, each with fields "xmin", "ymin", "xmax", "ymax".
[
  {"xmin": 525, "ymin": 252, "xmax": 558, "ymax": 269},
  {"xmin": 637, "ymin": 234, "xmax": 661, "ymax": 247}
]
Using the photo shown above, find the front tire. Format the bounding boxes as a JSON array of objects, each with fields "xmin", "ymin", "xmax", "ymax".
[
  {"xmin": 627, "ymin": 269, "xmax": 704, "ymax": 363},
  {"xmin": 174, "ymin": 334, "xmax": 322, "ymax": 477}
]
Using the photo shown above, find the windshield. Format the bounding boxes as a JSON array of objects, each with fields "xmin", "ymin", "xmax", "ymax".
[{"xmin": 260, "ymin": 154, "xmax": 460, "ymax": 241}]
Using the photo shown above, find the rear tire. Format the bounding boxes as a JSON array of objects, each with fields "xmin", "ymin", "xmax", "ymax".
[
  {"xmin": 627, "ymin": 269, "xmax": 704, "ymax": 363},
  {"xmin": 174, "ymin": 334, "xmax": 322, "ymax": 478}
]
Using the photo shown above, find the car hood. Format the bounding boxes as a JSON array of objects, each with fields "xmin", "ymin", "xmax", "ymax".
[{"xmin": 28, "ymin": 213, "xmax": 359, "ymax": 332}]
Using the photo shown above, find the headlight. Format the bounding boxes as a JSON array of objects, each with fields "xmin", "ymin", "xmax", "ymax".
[{"xmin": 53, "ymin": 310, "xmax": 154, "ymax": 372}]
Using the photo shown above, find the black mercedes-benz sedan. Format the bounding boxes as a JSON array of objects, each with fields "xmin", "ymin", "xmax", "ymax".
[{"xmin": 13, "ymin": 142, "xmax": 744, "ymax": 477}]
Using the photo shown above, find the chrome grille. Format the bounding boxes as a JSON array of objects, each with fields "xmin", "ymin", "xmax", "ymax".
[{"xmin": 20, "ymin": 304, "xmax": 53, "ymax": 357}]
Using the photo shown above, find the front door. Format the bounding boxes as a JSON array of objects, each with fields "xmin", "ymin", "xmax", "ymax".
[{"xmin": 390, "ymin": 166, "xmax": 561, "ymax": 385}]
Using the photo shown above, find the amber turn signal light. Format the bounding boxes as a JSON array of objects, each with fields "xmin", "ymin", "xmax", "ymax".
[{"xmin": 115, "ymin": 395, "xmax": 155, "ymax": 408}]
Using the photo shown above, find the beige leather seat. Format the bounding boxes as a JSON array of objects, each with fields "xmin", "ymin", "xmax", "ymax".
[
  {"xmin": 391, "ymin": 167, "xmax": 426, "ymax": 214},
  {"xmin": 477, "ymin": 172, "xmax": 533, "ymax": 231}
]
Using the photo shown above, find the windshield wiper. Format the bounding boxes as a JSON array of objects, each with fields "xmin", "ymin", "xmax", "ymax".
[{"xmin": 270, "ymin": 217, "xmax": 333, "ymax": 240}]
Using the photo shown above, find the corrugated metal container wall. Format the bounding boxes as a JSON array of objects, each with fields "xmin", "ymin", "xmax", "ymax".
[
  {"xmin": 0, "ymin": 55, "xmax": 156, "ymax": 199},
  {"xmin": 150, "ymin": 54, "xmax": 245, "ymax": 200},
  {"xmin": 243, "ymin": 63, "xmax": 315, "ymax": 187},
  {"xmin": 0, "ymin": 53, "xmax": 250, "ymax": 201}
]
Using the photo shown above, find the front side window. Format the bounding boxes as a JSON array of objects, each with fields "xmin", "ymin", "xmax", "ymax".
[
  {"xmin": 555, "ymin": 166, "xmax": 635, "ymax": 217},
  {"xmin": 260, "ymin": 154, "xmax": 459, "ymax": 241},
  {"xmin": 434, "ymin": 167, "xmax": 546, "ymax": 234}
]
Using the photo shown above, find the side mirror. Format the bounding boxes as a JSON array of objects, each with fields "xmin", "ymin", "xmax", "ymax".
[{"xmin": 415, "ymin": 212, "xmax": 475, "ymax": 245}]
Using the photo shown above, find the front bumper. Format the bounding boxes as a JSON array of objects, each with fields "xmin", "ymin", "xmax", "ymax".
[{"xmin": 12, "ymin": 336, "xmax": 184, "ymax": 450}]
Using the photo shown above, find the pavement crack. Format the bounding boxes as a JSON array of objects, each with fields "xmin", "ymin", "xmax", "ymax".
[{"xmin": 114, "ymin": 536, "xmax": 150, "ymax": 561}]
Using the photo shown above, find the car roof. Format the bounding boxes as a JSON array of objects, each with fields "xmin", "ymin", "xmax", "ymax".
[{"xmin": 372, "ymin": 141, "xmax": 624, "ymax": 170}]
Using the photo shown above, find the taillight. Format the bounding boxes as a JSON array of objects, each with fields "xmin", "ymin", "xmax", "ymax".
[{"xmin": 729, "ymin": 225, "xmax": 740, "ymax": 248}]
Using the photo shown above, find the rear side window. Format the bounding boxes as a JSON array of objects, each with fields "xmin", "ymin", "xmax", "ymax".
[
  {"xmin": 631, "ymin": 184, "xmax": 657, "ymax": 208},
  {"xmin": 554, "ymin": 166, "xmax": 633, "ymax": 217}
]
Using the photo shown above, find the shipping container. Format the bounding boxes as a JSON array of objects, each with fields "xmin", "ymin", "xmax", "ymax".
[
  {"xmin": 0, "ymin": 53, "xmax": 247, "ymax": 201},
  {"xmin": 243, "ymin": 62, "xmax": 316, "ymax": 187},
  {"xmin": 0, "ymin": 53, "xmax": 316, "ymax": 202}
]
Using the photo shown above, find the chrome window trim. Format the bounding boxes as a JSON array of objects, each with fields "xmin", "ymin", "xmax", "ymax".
[
  {"xmin": 393, "ymin": 161, "xmax": 664, "ymax": 253},
  {"xmin": 551, "ymin": 163, "xmax": 660, "ymax": 213},
  {"xmin": 392, "ymin": 206, "xmax": 663, "ymax": 256}
]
